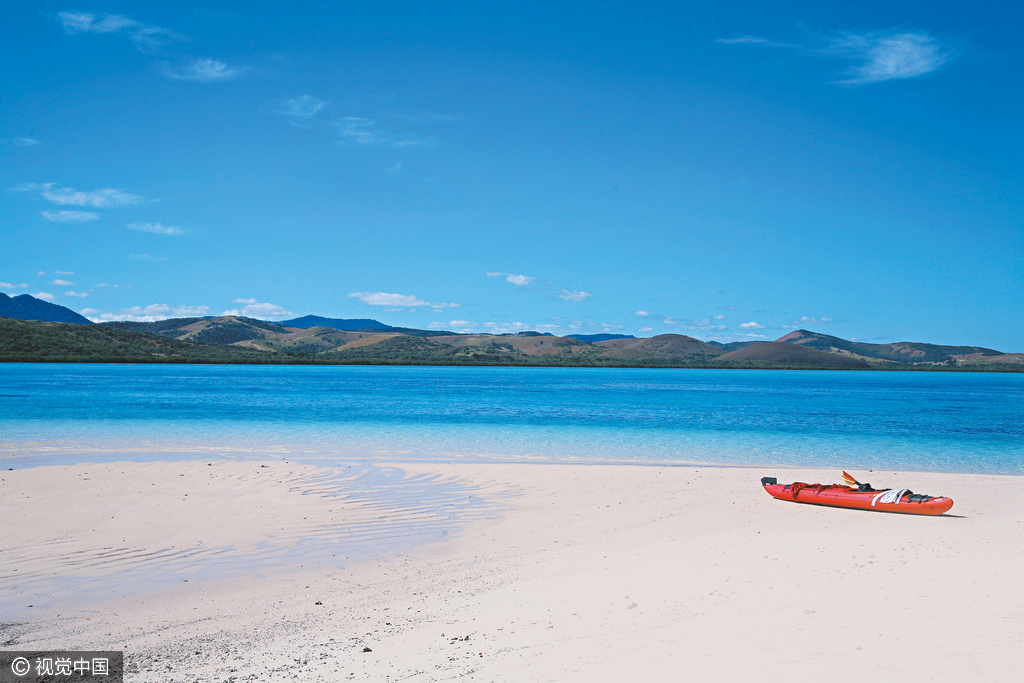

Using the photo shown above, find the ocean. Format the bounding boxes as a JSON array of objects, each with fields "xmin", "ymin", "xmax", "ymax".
[{"xmin": 2, "ymin": 363, "xmax": 1021, "ymax": 474}]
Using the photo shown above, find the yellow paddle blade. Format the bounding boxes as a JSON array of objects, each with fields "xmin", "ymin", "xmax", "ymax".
[{"xmin": 841, "ymin": 471, "xmax": 858, "ymax": 487}]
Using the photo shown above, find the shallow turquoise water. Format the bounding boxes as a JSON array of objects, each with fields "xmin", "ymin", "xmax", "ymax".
[{"xmin": 1, "ymin": 364, "xmax": 1021, "ymax": 473}]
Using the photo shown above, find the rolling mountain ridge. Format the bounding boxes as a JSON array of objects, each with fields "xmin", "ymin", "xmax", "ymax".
[{"xmin": 0, "ymin": 295, "xmax": 1019, "ymax": 369}]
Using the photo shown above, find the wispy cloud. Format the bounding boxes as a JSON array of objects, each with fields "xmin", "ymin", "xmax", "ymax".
[
  {"xmin": 127, "ymin": 222, "xmax": 185, "ymax": 236},
  {"xmin": 428, "ymin": 320, "xmax": 479, "ymax": 333},
  {"xmin": 481, "ymin": 322, "xmax": 534, "ymax": 335},
  {"xmin": 347, "ymin": 291, "xmax": 459, "ymax": 311},
  {"xmin": 716, "ymin": 36, "xmax": 800, "ymax": 48},
  {"xmin": 281, "ymin": 95, "xmax": 326, "ymax": 120},
  {"xmin": 33, "ymin": 292, "xmax": 56, "ymax": 301},
  {"xmin": 558, "ymin": 289, "xmax": 591, "ymax": 302},
  {"xmin": 332, "ymin": 117, "xmax": 436, "ymax": 148},
  {"xmin": 0, "ymin": 282, "xmax": 28, "ymax": 289},
  {"xmin": 275, "ymin": 99, "xmax": 443, "ymax": 149},
  {"xmin": 393, "ymin": 111, "xmax": 463, "ymax": 124},
  {"xmin": 15, "ymin": 182, "xmax": 145, "ymax": 207},
  {"xmin": 162, "ymin": 58, "xmax": 242, "ymax": 81},
  {"xmin": 2, "ymin": 137, "xmax": 42, "ymax": 148},
  {"xmin": 788, "ymin": 315, "xmax": 835, "ymax": 326},
  {"xmin": 64, "ymin": 291, "xmax": 89, "ymax": 297},
  {"xmin": 52, "ymin": 279, "xmax": 75, "ymax": 286},
  {"xmin": 81, "ymin": 303, "xmax": 212, "ymax": 323},
  {"xmin": 718, "ymin": 28, "xmax": 950, "ymax": 84},
  {"xmin": 58, "ymin": 12, "xmax": 139, "ymax": 34},
  {"xmin": 221, "ymin": 299, "xmax": 293, "ymax": 319},
  {"xmin": 488, "ymin": 272, "xmax": 535, "ymax": 287},
  {"xmin": 57, "ymin": 12, "xmax": 187, "ymax": 54},
  {"xmin": 42, "ymin": 210, "xmax": 100, "ymax": 222},
  {"xmin": 634, "ymin": 310, "xmax": 727, "ymax": 332},
  {"xmin": 129, "ymin": 26, "xmax": 187, "ymax": 54},
  {"xmin": 829, "ymin": 32, "xmax": 949, "ymax": 84},
  {"xmin": 739, "ymin": 321, "xmax": 766, "ymax": 329}
]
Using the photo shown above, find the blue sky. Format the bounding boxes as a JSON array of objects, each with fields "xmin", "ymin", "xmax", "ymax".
[{"xmin": 2, "ymin": 1, "xmax": 1021, "ymax": 350}]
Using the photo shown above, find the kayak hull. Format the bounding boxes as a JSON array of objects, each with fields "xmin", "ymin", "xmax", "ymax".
[{"xmin": 763, "ymin": 483, "xmax": 953, "ymax": 516}]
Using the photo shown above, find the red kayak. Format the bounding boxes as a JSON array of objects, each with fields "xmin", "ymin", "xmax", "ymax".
[{"xmin": 761, "ymin": 471, "xmax": 953, "ymax": 515}]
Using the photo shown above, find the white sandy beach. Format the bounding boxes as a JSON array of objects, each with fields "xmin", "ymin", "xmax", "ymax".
[{"xmin": 2, "ymin": 459, "xmax": 1021, "ymax": 681}]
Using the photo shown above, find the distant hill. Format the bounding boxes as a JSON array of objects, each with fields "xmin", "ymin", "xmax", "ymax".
[
  {"xmin": 104, "ymin": 316, "xmax": 289, "ymax": 345},
  {"xmin": 278, "ymin": 316, "xmax": 390, "ymax": 331},
  {"xmin": 0, "ymin": 293, "xmax": 92, "ymax": 324},
  {"xmin": 3, "ymin": 313, "xmax": 1017, "ymax": 370},
  {"xmin": 960, "ymin": 353, "xmax": 1024, "ymax": 368},
  {"xmin": 594, "ymin": 334, "xmax": 723, "ymax": 361},
  {"xmin": 566, "ymin": 334, "xmax": 635, "ymax": 342},
  {"xmin": 777, "ymin": 329, "xmax": 1003, "ymax": 365},
  {"xmin": 715, "ymin": 341, "xmax": 871, "ymax": 369},
  {"xmin": 706, "ymin": 340, "xmax": 763, "ymax": 352},
  {"xmin": 0, "ymin": 317, "xmax": 265, "ymax": 363}
]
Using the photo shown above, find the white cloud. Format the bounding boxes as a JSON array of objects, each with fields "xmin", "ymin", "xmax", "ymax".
[
  {"xmin": 638, "ymin": 327, "xmax": 654, "ymax": 333},
  {"xmin": 332, "ymin": 117, "xmax": 436, "ymax": 148},
  {"xmin": 394, "ymin": 112, "xmax": 463, "ymax": 123},
  {"xmin": 347, "ymin": 292, "xmax": 459, "ymax": 311},
  {"xmin": 429, "ymin": 320, "xmax": 478, "ymax": 332},
  {"xmin": 1, "ymin": 282, "xmax": 28, "ymax": 289},
  {"xmin": 739, "ymin": 321, "xmax": 766, "ymax": 329},
  {"xmin": 42, "ymin": 210, "xmax": 100, "ymax": 222},
  {"xmin": 716, "ymin": 36, "xmax": 800, "ymax": 48},
  {"xmin": 7, "ymin": 137, "xmax": 41, "ymax": 147},
  {"xmin": 64, "ymin": 291, "xmax": 89, "ymax": 297},
  {"xmin": 83, "ymin": 303, "xmax": 213, "ymax": 323},
  {"xmin": 16, "ymin": 182, "xmax": 145, "ymax": 207},
  {"xmin": 58, "ymin": 12, "xmax": 139, "ymax": 34},
  {"xmin": 832, "ymin": 32, "xmax": 948, "ymax": 84},
  {"xmin": 129, "ymin": 26, "xmax": 187, "ymax": 53},
  {"xmin": 55, "ymin": 270, "xmax": 73, "ymax": 275},
  {"xmin": 631, "ymin": 310, "xmax": 724, "ymax": 332},
  {"xmin": 791, "ymin": 316, "xmax": 835, "ymax": 325},
  {"xmin": 349, "ymin": 292, "xmax": 430, "ymax": 307},
  {"xmin": 282, "ymin": 95, "xmax": 326, "ymax": 120},
  {"xmin": 221, "ymin": 300, "xmax": 293, "ymax": 320},
  {"xmin": 163, "ymin": 59, "xmax": 242, "ymax": 82},
  {"xmin": 57, "ymin": 12, "xmax": 187, "ymax": 54},
  {"xmin": 481, "ymin": 322, "xmax": 532, "ymax": 334},
  {"xmin": 487, "ymin": 273, "xmax": 537, "ymax": 287},
  {"xmin": 127, "ymin": 222, "xmax": 185, "ymax": 236},
  {"xmin": 719, "ymin": 28, "xmax": 949, "ymax": 85},
  {"xmin": 712, "ymin": 314, "xmax": 726, "ymax": 320},
  {"xmin": 680, "ymin": 319, "xmax": 727, "ymax": 332},
  {"xmin": 52, "ymin": 279, "xmax": 75, "ymax": 286},
  {"xmin": 32, "ymin": 292, "xmax": 55, "ymax": 301},
  {"xmin": 558, "ymin": 289, "xmax": 591, "ymax": 302}
]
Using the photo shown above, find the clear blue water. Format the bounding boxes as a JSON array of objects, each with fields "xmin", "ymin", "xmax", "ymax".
[{"xmin": 1, "ymin": 364, "xmax": 1022, "ymax": 474}]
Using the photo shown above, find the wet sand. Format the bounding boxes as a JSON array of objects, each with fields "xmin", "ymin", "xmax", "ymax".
[{"xmin": 2, "ymin": 460, "xmax": 1021, "ymax": 681}]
